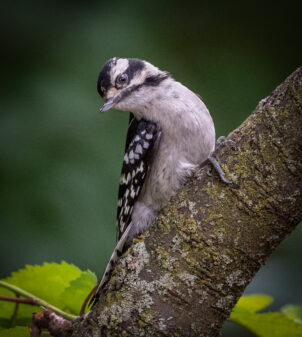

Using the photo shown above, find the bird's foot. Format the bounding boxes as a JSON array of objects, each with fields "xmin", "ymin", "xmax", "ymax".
[
  {"xmin": 207, "ymin": 156, "xmax": 230, "ymax": 184},
  {"xmin": 215, "ymin": 136, "xmax": 236, "ymax": 151},
  {"xmin": 207, "ymin": 136, "xmax": 236, "ymax": 184}
]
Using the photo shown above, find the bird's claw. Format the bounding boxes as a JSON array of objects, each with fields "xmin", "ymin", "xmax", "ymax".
[
  {"xmin": 208, "ymin": 156, "xmax": 231, "ymax": 184},
  {"xmin": 215, "ymin": 136, "xmax": 237, "ymax": 151}
]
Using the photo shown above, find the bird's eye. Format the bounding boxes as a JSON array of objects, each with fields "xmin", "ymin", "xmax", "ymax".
[{"xmin": 116, "ymin": 73, "xmax": 128, "ymax": 87}]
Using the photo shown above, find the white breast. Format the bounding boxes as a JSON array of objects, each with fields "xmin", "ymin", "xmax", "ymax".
[{"xmin": 138, "ymin": 78, "xmax": 215, "ymax": 208}]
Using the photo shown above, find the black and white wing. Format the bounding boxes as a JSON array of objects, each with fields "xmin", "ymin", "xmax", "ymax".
[{"xmin": 116, "ymin": 114, "xmax": 161, "ymax": 241}]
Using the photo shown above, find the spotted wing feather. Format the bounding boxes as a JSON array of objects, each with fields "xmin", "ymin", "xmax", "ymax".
[{"xmin": 116, "ymin": 116, "xmax": 161, "ymax": 241}]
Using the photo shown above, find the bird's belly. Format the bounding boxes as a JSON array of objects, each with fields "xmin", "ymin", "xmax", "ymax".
[{"xmin": 138, "ymin": 153, "xmax": 193, "ymax": 209}]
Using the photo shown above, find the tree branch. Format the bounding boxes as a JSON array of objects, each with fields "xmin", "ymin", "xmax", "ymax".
[
  {"xmin": 61, "ymin": 67, "xmax": 302, "ymax": 336},
  {"xmin": 31, "ymin": 308, "xmax": 73, "ymax": 337}
]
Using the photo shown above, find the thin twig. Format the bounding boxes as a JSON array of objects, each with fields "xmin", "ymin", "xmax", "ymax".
[
  {"xmin": 80, "ymin": 285, "xmax": 97, "ymax": 316},
  {"xmin": 0, "ymin": 295, "xmax": 37, "ymax": 305},
  {"xmin": 0, "ymin": 280, "xmax": 77, "ymax": 321},
  {"xmin": 10, "ymin": 294, "xmax": 20, "ymax": 327}
]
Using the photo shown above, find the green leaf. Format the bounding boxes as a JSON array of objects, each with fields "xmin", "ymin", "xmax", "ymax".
[
  {"xmin": 281, "ymin": 305, "xmax": 302, "ymax": 323},
  {"xmin": 62, "ymin": 270, "xmax": 97, "ymax": 314},
  {"xmin": 234, "ymin": 294, "xmax": 273, "ymax": 313},
  {"xmin": 231, "ymin": 312, "xmax": 302, "ymax": 337},
  {"xmin": 230, "ymin": 295, "xmax": 302, "ymax": 337},
  {"xmin": 0, "ymin": 326, "xmax": 29, "ymax": 337},
  {"xmin": 0, "ymin": 262, "xmax": 96, "ymax": 328},
  {"xmin": 4, "ymin": 262, "xmax": 82, "ymax": 309},
  {"xmin": 0, "ymin": 262, "xmax": 80, "ymax": 322}
]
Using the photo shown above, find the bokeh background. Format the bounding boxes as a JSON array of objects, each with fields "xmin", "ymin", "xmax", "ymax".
[{"xmin": 1, "ymin": 1, "xmax": 301, "ymax": 335}]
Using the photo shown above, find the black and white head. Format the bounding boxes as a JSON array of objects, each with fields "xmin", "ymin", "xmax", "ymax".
[{"xmin": 97, "ymin": 57, "xmax": 170, "ymax": 114}]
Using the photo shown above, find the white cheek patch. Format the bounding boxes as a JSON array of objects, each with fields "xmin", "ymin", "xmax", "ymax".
[
  {"xmin": 129, "ymin": 69, "xmax": 147, "ymax": 86},
  {"xmin": 111, "ymin": 59, "xmax": 129, "ymax": 84}
]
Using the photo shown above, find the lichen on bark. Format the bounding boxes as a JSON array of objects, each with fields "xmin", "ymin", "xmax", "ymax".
[{"xmin": 71, "ymin": 67, "xmax": 302, "ymax": 337}]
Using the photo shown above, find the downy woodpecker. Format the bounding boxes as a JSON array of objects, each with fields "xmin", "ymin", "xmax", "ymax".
[{"xmin": 92, "ymin": 57, "xmax": 227, "ymax": 303}]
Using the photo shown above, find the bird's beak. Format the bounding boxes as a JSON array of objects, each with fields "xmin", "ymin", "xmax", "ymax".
[{"xmin": 100, "ymin": 97, "xmax": 115, "ymax": 113}]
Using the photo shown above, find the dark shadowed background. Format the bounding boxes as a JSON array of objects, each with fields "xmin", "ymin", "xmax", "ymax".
[{"xmin": 0, "ymin": 1, "xmax": 301, "ymax": 335}]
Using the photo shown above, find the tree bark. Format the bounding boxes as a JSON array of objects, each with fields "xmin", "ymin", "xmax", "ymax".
[{"xmin": 72, "ymin": 67, "xmax": 302, "ymax": 337}]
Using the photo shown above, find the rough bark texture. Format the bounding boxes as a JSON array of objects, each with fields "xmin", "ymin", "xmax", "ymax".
[{"xmin": 72, "ymin": 67, "xmax": 302, "ymax": 337}]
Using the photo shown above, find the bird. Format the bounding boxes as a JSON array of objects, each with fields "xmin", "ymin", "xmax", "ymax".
[{"xmin": 91, "ymin": 57, "xmax": 228, "ymax": 304}]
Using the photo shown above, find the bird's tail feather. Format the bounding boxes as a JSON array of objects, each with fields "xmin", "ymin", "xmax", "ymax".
[{"xmin": 89, "ymin": 224, "xmax": 132, "ymax": 307}]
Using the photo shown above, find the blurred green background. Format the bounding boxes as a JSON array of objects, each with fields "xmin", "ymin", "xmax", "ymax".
[{"xmin": 1, "ymin": 0, "xmax": 301, "ymax": 335}]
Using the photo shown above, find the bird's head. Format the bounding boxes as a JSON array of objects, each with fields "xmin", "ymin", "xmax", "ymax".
[{"xmin": 97, "ymin": 57, "xmax": 170, "ymax": 114}]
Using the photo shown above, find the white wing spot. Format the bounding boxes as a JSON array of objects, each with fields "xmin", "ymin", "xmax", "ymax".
[
  {"xmin": 146, "ymin": 133, "xmax": 153, "ymax": 140},
  {"xmin": 143, "ymin": 141, "xmax": 149, "ymax": 149},
  {"xmin": 120, "ymin": 174, "xmax": 126, "ymax": 184},
  {"xmin": 137, "ymin": 162, "xmax": 144, "ymax": 172},
  {"xmin": 124, "ymin": 153, "xmax": 129, "ymax": 164},
  {"xmin": 135, "ymin": 186, "xmax": 140, "ymax": 196},
  {"xmin": 130, "ymin": 186, "xmax": 136, "ymax": 199},
  {"xmin": 129, "ymin": 150, "xmax": 134, "ymax": 160},
  {"xmin": 135, "ymin": 144, "xmax": 143, "ymax": 154},
  {"xmin": 120, "ymin": 221, "xmax": 125, "ymax": 232}
]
